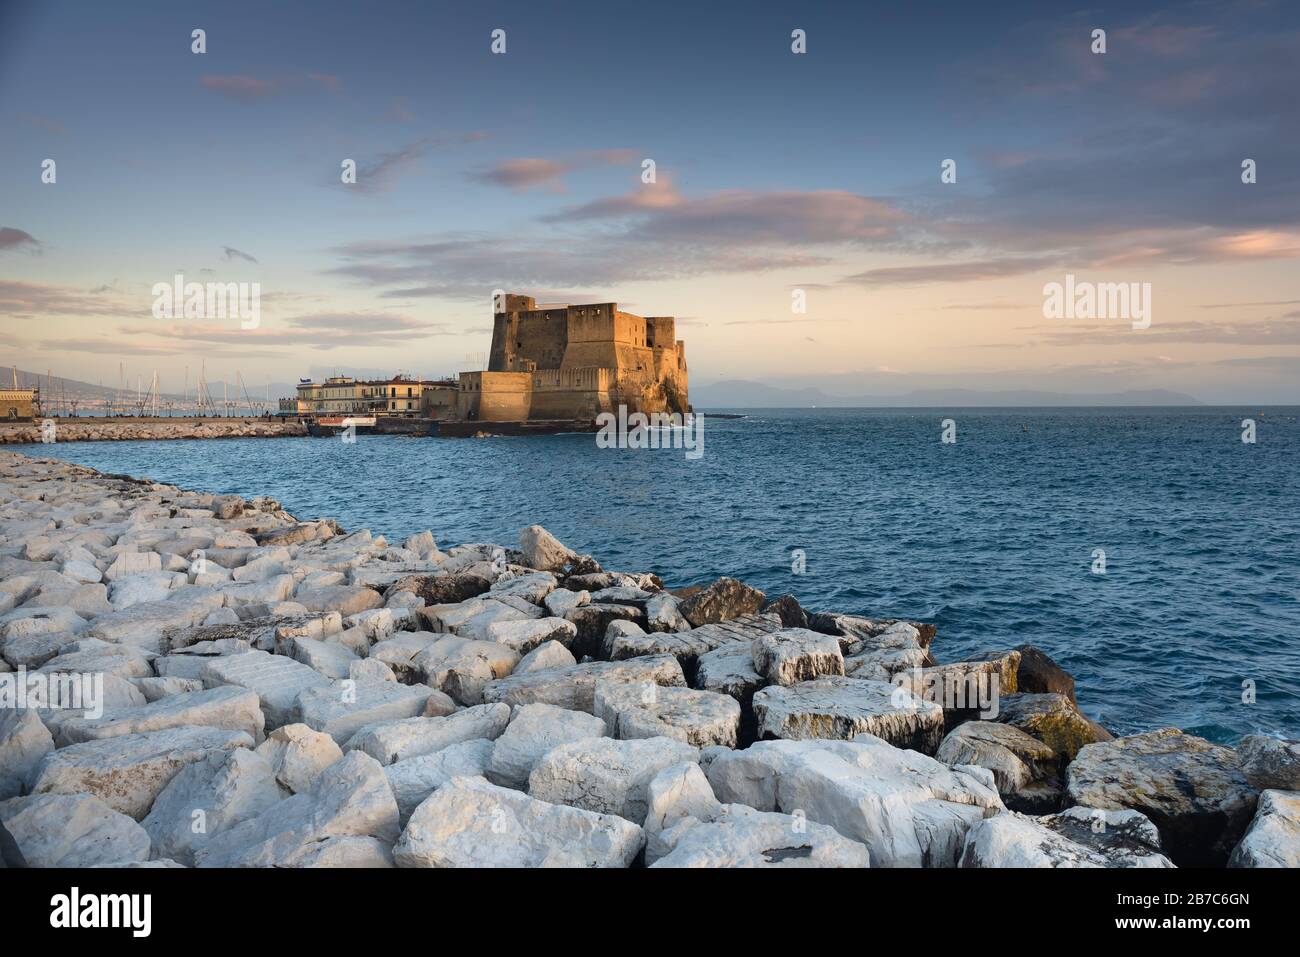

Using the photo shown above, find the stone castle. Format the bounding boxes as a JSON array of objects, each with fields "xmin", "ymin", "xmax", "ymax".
[{"xmin": 455, "ymin": 293, "xmax": 689, "ymax": 422}]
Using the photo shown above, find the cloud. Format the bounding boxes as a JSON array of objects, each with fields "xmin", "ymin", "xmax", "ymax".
[
  {"xmin": 347, "ymin": 132, "xmax": 488, "ymax": 194},
  {"xmin": 284, "ymin": 312, "xmax": 445, "ymax": 334},
  {"xmin": 380, "ymin": 98, "xmax": 416, "ymax": 124},
  {"xmin": 0, "ymin": 280, "xmax": 135, "ymax": 318},
  {"xmin": 222, "ymin": 246, "xmax": 259, "ymax": 264},
  {"xmin": 108, "ymin": 311, "xmax": 459, "ymax": 353},
  {"xmin": 843, "ymin": 257, "xmax": 1054, "ymax": 287},
  {"xmin": 0, "ymin": 227, "xmax": 41, "ymax": 254},
  {"xmin": 1200, "ymin": 299, "xmax": 1300, "ymax": 310},
  {"xmin": 940, "ymin": 300, "xmax": 1032, "ymax": 310},
  {"xmin": 37, "ymin": 335, "xmax": 287, "ymax": 359},
  {"xmin": 200, "ymin": 72, "xmax": 352, "ymax": 101},
  {"xmin": 307, "ymin": 73, "xmax": 341, "ymax": 92},
  {"xmin": 15, "ymin": 113, "xmax": 66, "ymax": 135},
  {"xmin": 722, "ymin": 317, "xmax": 851, "ymax": 326},
  {"xmin": 320, "ymin": 184, "xmax": 903, "ymax": 293},
  {"xmin": 327, "ymin": 232, "xmax": 830, "ymax": 296},
  {"xmin": 1024, "ymin": 316, "xmax": 1300, "ymax": 348},
  {"xmin": 546, "ymin": 183, "xmax": 908, "ymax": 246},
  {"xmin": 199, "ymin": 75, "xmax": 278, "ymax": 101},
  {"xmin": 907, "ymin": 12, "xmax": 1300, "ymax": 286},
  {"xmin": 471, "ymin": 150, "xmax": 635, "ymax": 192}
]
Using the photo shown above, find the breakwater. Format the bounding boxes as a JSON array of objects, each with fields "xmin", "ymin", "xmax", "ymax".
[
  {"xmin": 0, "ymin": 449, "xmax": 1294, "ymax": 868},
  {"xmin": 0, "ymin": 418, "xmax": 307, "ymax": 443}
]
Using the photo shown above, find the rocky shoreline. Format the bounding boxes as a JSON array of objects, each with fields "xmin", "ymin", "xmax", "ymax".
[
  {"xmin": 0, "ymin": 419, "xmax": 307, "ymax": 443},
  {"xmin": 0, "ymin": 448, "xmax": 1295, "ymax": 868}
]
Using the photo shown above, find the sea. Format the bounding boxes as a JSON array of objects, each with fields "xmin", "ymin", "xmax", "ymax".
[{"xmin": 11, "ymin": 406, "xmax": 1298, "ymax": 745}]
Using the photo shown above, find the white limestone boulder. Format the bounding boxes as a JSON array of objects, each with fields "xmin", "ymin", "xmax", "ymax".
[
  {"xmin": 936, "ymin": 720, "xmax": 1062, "ymax": 813},
  {"xmin": 254, "ymin": 723, "xmax": 344, "ymax": 794},
  {"xmin": 194, "ymin": 750, "xmax": 399, "ymax": 867},
  {"xmin": 1236, "ymin": 734, "xmax": 1300, "ymax": 791},
  {"xmin": 705, "ymin": 735, "xmax": 1003, "ymax": 867},
  {"xmin": 349, "ymin": 658, "xmax": 397, "ymax": 683},
  {"xmin": 643, "ymin": 761, "xmax": 722, "ymax": 863},
  {"xmin": 960, "ymin": 806, "xmax": 1174, "ymax": 868},
  {"xmin": 695, "ymin": 641, "xmax": 765, "ymax": 707},
  {"xmin": 294, "ymin": 834, "xmax": 395, "ymax": 867},
  {"xmin": 594, "ymin": 680, "xmax": 741, "ymax": 748},
  {"xmin": 645, "ymin": 592, "xmax": 689, "ymax": 633},
  {"xmin": 653, "ymin": 803, "xmax": 872, "ymax": 868},
  {"xmin": 292, "ymin": 585, "xmax": 384, "ymax": 617},
  {"xmin": 385, "ymin": 738, "xmax": 495, "ymax": 826},
  {"xmin": 753, "ymin": 676, "xmax": 945, "ymax": 754},
  {"xmin": 54, "ymin": 685, "xmax": 265, "ymax": 747},
  {"xmin": 201, "ymin": 649, "xmax": 332, "ymax": 730},
  {"xmin": 104, "ymin": 551, "xmax": 162, "ymax": 582},
  {"xmin": 529, "ymin": 735, "xmax": 699, "ymax": 822},
  {"xmin": 518, "ymin": 525, "xmax": 578, "ymax": 572},
  {"xmin": 0, "ymin": 792, "xmax": 151, "ymax": 867},
  {"xmin": 484, "ymin": 654, "xmax": 687, "ymax": 714},
  {"xmin": 1229, "ymin": 789, "xmax": 1300, "ymax": 868},
  {"xmin": 489, "ymin": 571, "xmax": 558, "ymax": 605},
  {"xmin": 485, "ymin": 617, "xmax": 578, "ymax": 654},
  {"xmin": 543, "ymin": 588, "xmax": 589, "ymax": 617},
  {"xmin": 750, "ymin": 628, "xmax": 845, "ymax": 686},
  {"xmin": 514, "ymin": 640, "xmax": 577, "ymax": 675},
  {"xmin": 487, "ymin": 703, "xmax": 608, "ymax": 789},
  {"xmin": 142, "ymin": 747, "xmax": 286, "ymax": 865},
  {"xmin": 423, "ymin": 597, "xmax": 541, "ymax": 641},
  {"xmin": 87, "ymin": 592, "xmax": 227, "ymax": 651},
  {"xmin": 0, "ymin": 708, "xmax": 54, "ymax": 800},
  {"xmin": 294, "ymin": 677, "xmax": 440, "ymax": 744},
  {"xmin": 413, "ymin": 636, "xmax": 519, "ymax": 705},
  {"xmin": 394, "ymin": 775, "xmax": 642, "ymax": 867},
  {"xmin": 131, "ymin": 676, "xmax": 206, "ymax": 702},
  {"xmin": 346, "ymin": 703, "xmax": 511, "ymax": 766},
  {"xmin": 370, "ymin": 632, "xmax": 443, "ymax": 682},
  {"xmin": 29, "ymin": 726, "xmax": 254, "ymax": 819},
  {"xmin": 36, "ymin": 642, "xmax": 155, "ymax": 680},
  {"xmin": 291, "ymin": 636, "xmax": 359, "ymax": 680}
]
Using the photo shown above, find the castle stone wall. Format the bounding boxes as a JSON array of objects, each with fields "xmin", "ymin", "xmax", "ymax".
[{"xmin": 470, "ymin": 292, "xmax": 689, "ymax": 420}]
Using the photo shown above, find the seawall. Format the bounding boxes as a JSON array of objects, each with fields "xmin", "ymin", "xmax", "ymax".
[{"xmin": 0, "ymin": 417, "xmax": 307, "ymax": 443}]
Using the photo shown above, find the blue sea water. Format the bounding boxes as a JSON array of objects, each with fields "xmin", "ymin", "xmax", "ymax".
[{"xmin": 12, "ymin": 406, "xmax": 1299, "ymax": 745}]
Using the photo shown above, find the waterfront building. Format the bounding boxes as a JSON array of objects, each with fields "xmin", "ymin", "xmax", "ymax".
[{"xmin": 2, "ymin": 369, "xmax": 39, "ymax": 421}]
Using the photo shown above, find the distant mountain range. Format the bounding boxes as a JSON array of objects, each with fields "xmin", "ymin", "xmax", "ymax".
[
  {"xmin": 691, "ymin": 380, "xmax": 1202, "ymax": 408},
  {"xmin": 0, "ymin": 365, "xmax": 297, "ymax": 410},
  {"xmin": 2, "ymin": 364, "xmax": 1204, "ymax": 410}
]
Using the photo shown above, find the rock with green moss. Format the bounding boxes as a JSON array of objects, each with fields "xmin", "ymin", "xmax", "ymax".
[{"xmin": 995, "ymin": 692, "xmax": 1110, "ymax": 760}]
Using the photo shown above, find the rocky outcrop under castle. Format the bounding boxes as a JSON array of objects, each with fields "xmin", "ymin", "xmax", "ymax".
[{"xmin": 0, "ymin": 449, "xmax": 1296, "ymax": 869}]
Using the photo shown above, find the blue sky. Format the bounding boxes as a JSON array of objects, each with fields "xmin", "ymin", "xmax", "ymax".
[{"xmin": 2, "ymin": 0, "xmax": 1299, "ymax": 400}]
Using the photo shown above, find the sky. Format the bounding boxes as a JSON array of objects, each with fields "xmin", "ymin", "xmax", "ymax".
[{"xmin": 1, "ymin": 0, "xmax": 1298, "ymax": 402}]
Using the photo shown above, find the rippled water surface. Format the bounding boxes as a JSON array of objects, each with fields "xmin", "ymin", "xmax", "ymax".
[{"xmin": 13, "ymin": 406, "xmax": 1299, "ymax": 744}]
